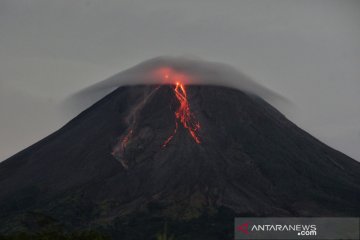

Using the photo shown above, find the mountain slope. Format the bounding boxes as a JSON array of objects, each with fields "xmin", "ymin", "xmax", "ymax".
[{"xmin": 0, "ymin": 85, "xmax": 359, "ymax": 238}]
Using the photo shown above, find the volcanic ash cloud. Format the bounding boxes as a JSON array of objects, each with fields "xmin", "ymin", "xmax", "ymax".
[{"xmin": 63, "ymin": 56, "xmax": 290, "ymax": 115}]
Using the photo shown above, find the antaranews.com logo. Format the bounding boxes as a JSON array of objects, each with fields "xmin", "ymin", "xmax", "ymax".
[
  {"xmin": 237, "ymin": 222, "xmax": 316, "ymax": 236},
  {"xmin": 234, "ymin": 217, "xmax": 359, "ymax": 240}
]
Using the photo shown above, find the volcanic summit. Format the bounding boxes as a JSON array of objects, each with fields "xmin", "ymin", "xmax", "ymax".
[{"xmin": 0, "ymin": 60, "xmax": 359, "ymax": 239}]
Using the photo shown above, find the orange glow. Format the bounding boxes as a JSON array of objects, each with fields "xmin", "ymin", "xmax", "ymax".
[
  {"xmin": 153, "ymin": 67, "xmax": 192, "ymax": 85},
  {"xmin": 121, "ymin": 129, "xmax": 133, "ymax": 149},
  {"xmin": 162, "ymin": 82, "xmax": 201, "ymax": 147},
  {"xmin": 112, "ymin": 69, "xmax": 201, "ymax": 159},
  {"xmin": 112, "ymin": 129, "xmax": 133, "ymax": 156},
  {"xmin": 162, "ymin": 121, "xmax": 178, "ymax": 147}
]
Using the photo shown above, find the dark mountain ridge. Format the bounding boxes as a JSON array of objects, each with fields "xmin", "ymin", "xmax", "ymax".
[{"xmin": 0, "ymin": 85, "xmax": 359, "ymax": 239}]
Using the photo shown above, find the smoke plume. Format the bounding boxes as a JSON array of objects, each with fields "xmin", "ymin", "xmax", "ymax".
[{"xmin": 63, "ymin": 56, "xmax": 290, "ymax": 115}]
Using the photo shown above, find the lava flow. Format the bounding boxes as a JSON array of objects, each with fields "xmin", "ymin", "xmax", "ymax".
[
  {"xmin": 162, "ymin": 82, "xmax": 201, "ymax": 147},
  {"xmin": 112, "ymin": 80, "xmax": 201, "ymax": 164},
  {"xmin": 111, "ymin": 129, "xmax": 132, "ymax": 157}
]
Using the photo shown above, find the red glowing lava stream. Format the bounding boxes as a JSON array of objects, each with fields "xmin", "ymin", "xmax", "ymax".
[
  {"xmin": 112, "ymin": 81, "xmax": 201, "ymax": 164},
  {"xmin": 162, "ymin": 82, "xmax": 201, "ymax": 147}
]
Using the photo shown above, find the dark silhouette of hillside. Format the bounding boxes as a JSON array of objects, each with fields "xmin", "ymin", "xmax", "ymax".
[{"xmin": 0, "ymin": 85, "xmax": 359, "ymax": 239}]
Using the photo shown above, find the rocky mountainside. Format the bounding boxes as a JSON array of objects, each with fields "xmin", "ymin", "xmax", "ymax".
[{"xmin": 0, "ymin": 85, "xmax": 359, "ymax": 239}]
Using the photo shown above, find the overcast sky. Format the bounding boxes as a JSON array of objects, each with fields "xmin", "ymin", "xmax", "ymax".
[{"xmin": 0, "ymin": 0, "xmax": 359, "ymax": 161}]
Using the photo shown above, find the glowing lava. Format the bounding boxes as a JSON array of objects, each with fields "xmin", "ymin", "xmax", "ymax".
[
  {"xmin": 112, "ymin": 129, "xmax": 133, "ymax": 156},
  {"xmin": 162, "ymin": 82, "xmax": 201, "ymax": 147},
  {"xmin": 112, "ymin": 74, "xmax": 201, "ymax": 165}
]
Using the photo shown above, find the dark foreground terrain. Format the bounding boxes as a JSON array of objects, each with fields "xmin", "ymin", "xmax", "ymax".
[{"xmin": 0, "ymin": 85, "xmax": 359, "ymax": 239}]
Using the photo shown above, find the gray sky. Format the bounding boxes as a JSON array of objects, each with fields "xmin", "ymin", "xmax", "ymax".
[{"xmin": 0, "ymin": 0, "xmax": 359, "ymax": 161}]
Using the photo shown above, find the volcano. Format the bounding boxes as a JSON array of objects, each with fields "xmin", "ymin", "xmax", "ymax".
[{"xmin": 0, "ymin": 82, "xmax": 359, "ymax": 239}]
